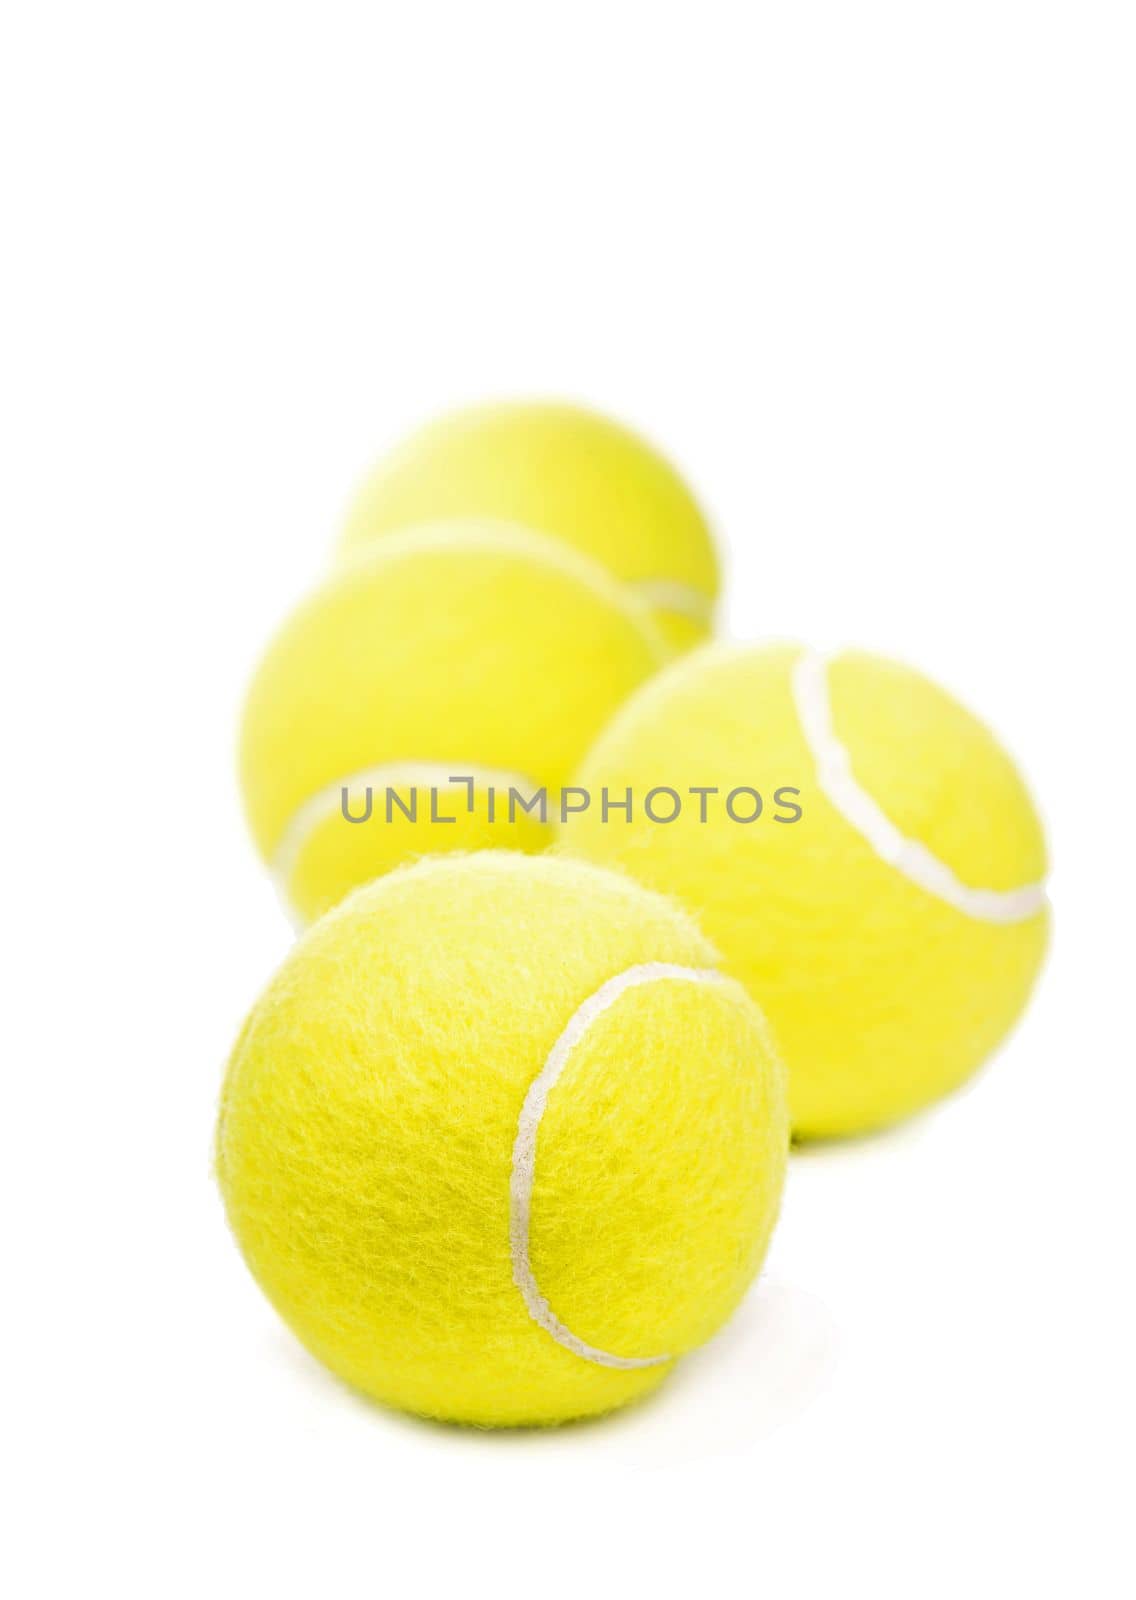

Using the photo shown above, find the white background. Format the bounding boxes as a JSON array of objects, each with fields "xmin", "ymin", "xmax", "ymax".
[{"xmin": 3, "ymin": 3, "xmax": 1133, "ymax": 1595}]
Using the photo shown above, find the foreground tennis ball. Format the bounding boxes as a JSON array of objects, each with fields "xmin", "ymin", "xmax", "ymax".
[
  {"xmin": 559, "ymin": 643, "xmax": 1050, "ymax": 1139},
  {"xmin": 216, "ymin": 852, "xmax": 787, "ymax": 1426},
  {"xmin": 240, "ymin": 522, "xmax": 665, "ymax": 924},
  {"xmin": 340, "ymin": 400, "xmax": 719, "ymax": 652}
]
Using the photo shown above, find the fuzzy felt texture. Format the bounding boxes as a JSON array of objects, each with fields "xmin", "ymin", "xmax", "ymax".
[
  {"xmin": 559, "ymin": 643, "xmax": 1050, "ymax": 1139},
  {"xmin": 216, "ymin": 852, "xmax": 787, "ymax": 1427},
  {"xmin": 338, "ymin": 401, "xmax": 719, "ymax": 652},
  {"xmin": 239, "ymin": 523, "xmax": 665, "ymax": 923}
]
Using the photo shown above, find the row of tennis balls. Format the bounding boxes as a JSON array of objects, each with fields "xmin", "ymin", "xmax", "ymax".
[
  {"xmin": 220, "ymin": 401, "xmax": 1050, "ymax": 1427},
  {"xmin": 238, "ymin": 399, "xmax": 1050, "ymax": 1138}
]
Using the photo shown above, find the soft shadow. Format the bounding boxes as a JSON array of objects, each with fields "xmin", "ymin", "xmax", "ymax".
[
  {"xmin": 789, "ymin": 1097, "xmax": 947, "ymax": 1162},
  {"xmin": 269, "ymin": 1275, "xmax": 838, "ymax": 1459}
]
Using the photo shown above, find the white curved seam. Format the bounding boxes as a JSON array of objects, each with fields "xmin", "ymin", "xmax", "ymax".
[
  {"xmin": 791, "ymin": 651, "xmax": 1047, "ymax": 925},
  {"xmin": 271, "ymin": 760, "xmax": 542, "ymax": 922},
  {"xmin": 628, "ymin": 578, "xmax": 715, "ymax": 626},
  {"xmin": 509, "ymin": 961, "xmax": 726, "ymax": 1370}
]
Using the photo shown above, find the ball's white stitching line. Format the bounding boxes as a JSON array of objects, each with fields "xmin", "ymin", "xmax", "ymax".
[
  {"xmin": 791, "ymin": 650, "xmax": 1047, "ymax": 925},
  {"xmin": 270, "ymin": 760, "xmax": 544, "ymax": 925},
  {"xmin": 509, "ymin": 962, "xmax": 727, "ymax": 1370},
  {"xmin": 627, "ymin": 578, "xmax": 715, "ymax": 626}
]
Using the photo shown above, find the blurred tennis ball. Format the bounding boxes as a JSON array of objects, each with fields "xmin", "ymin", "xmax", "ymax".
[
  {"xmin": 340, "ymin": 400, "xmax": 719, "ymax": 652},
  {"xmin": 559, "ymin": 642, "xmax": 1050, "ymax": 1138},
  {"xmin": 239, "ymin": 522, "xmax": 665, "ymax": 924}
]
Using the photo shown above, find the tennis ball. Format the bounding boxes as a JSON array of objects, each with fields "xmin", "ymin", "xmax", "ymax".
[
  {"xmin": 339, "ymin": 400, "xmax": 719, "ymax": 652},
  {"xmin": 216, "ymin": 851, "xmax": 787, "ymax": 1427},
  {"xmin": 239, "ymin": 522, "xmax": 665, "ymax": 925},
  {"xmin": 558, "ymin": 643, "xmax": 1050, "ymax": 1139}
]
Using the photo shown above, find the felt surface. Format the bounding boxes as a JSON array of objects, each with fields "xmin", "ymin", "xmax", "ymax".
[
  {"xmin": 338, "ymin": 401, "xmax": 719, "ymax": 651},
  {"xmin": 239, "ymin": 523, "xmax": 665, "ymax": 922},
  {"xmin": 559, "ymin": 643, "xmax": 1050, "ymax": 1138},
  {"xmin": 216, "ymin": 852, "xmax": 788, "ymax": 1426}
]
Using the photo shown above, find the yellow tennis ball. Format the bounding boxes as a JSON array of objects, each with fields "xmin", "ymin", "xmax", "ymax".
[
  {"xmin": 339, "ymin": 400, "xmax": 719, "ymax": 653},
  {"xmin": 559, "ymin": 643, "xmax": 1050, "ymax": 1139},
  {"xmin": 215, "ymin": 851, "xmax": 787, "ymax": 1427},
  {"xmin": 239, "ymin": 522, "xmax": 665, "ymax": 924}
]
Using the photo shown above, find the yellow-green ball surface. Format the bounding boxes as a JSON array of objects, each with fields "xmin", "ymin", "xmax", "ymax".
[
  {"xmin": 239, "ymin": 522, "xmax": 665, "ymax": 924},
  {"xmin": 216, "ymin": 852, "xmax": 788, "ymax": 1427},
  {"xmin": 340, "ymin": 400, "xmax": 719, "ymax": 653},
  {"xmin": 559, "ymin": 643, "xmax": 1050, "ymax": 1139}
]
